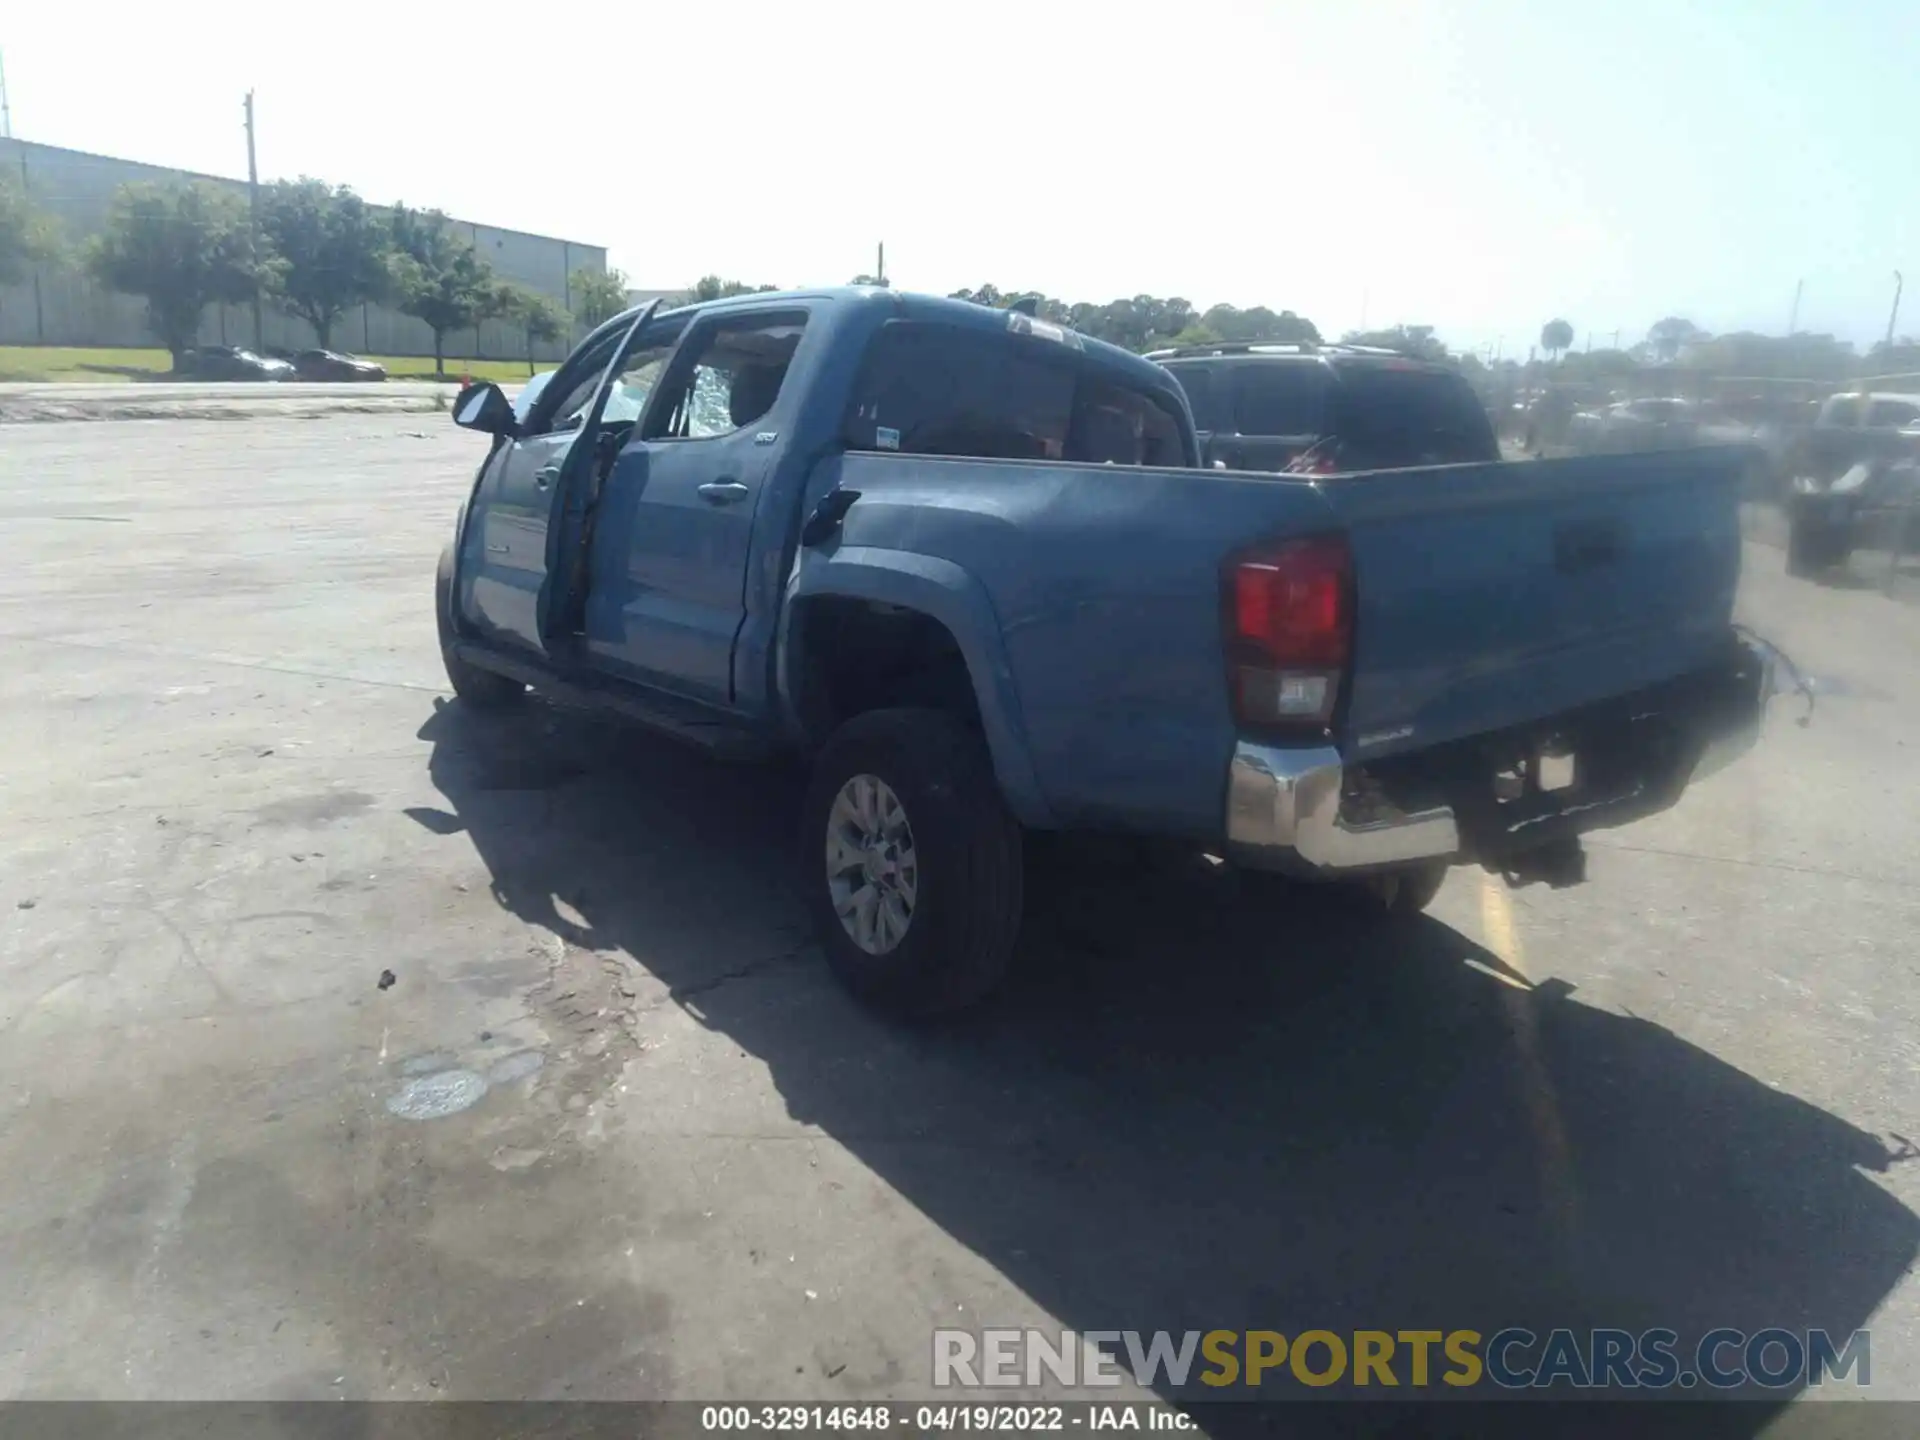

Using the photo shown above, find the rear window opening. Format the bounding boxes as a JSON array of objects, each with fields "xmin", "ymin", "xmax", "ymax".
[
  {"xmin": 1165, "ymin": 358, "xmax": 1497, "ymax": 469},
  {"xmin": 1325, "ymin": 364, "xmax": 1500, "ymax": 468},
  {"xmin": 1231, "ymin": 364, "xmax": 1330, "ymax": 437},
  {"xmin": 846, "ymin": 321, "xmax": 1190, "ymax": 467},
  {"xmin": 1164, "ymin": 364, "xmax": 1227, "ymax": 433}
]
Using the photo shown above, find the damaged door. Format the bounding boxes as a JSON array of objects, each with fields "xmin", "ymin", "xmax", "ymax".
[
  {"xmin": 539, "ymin": 299, "xmax": 668, "ymax": 647},
  {"xmin": 461, "ymin": 300, "xmax": 669, "ymax": 656}
]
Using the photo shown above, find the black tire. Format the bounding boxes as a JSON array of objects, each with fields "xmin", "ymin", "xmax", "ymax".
[
  {"xmin": 1361, "ymin": 860, "xmax": 1449, "ymax": 916},
  {"xmin": 1786, "ymin": 516, "xmax": 1821, "ymax": 577},
  {"xmin": 802, "ymin": 708, "xmax": 1023, "ymax": 1018},
  {"xmin": 435, "ymin": 543, "xmax": 524, "ymax": 710},
  {"xmin": 1240, "ymin": 860, "xmax": 1449, "ymax": 918}
]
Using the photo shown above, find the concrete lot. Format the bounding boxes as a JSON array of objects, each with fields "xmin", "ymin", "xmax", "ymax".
[
  {"xmin": 2, "ymin": 416, "xmax": 1919, "ymax": 1428},
  {"xmin": 0, "ymin": 383, "xmax": 455, "ymax": 425}
]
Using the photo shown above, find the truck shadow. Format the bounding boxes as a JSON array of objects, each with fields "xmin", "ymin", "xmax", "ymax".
[{"xmin": 415, "ymin": 698, "xmax": 1919, "ymax": 1433}]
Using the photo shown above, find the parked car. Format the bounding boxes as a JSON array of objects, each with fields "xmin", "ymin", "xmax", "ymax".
[
  {"xmin": 437, "ymin": 288, "xmax": 1773, "ymax": 1017},
  {"xmin": 1144, "ymin": 342, "xmax": 1500, "ymax": 474},
  {"xmin": 1570, "ymin": 397, "xmax": 1701, "ymax": 453},
  {"xmin": 174, "ymin": 346, "xmax": 295, "ymax": 382},
  {"xmin": 291, "ymin": 349, "xmax": 387, "ymax": 382},
  {"xmin": 1784, "ymin": 391, "xmax": 1920, "ymax": 575}
]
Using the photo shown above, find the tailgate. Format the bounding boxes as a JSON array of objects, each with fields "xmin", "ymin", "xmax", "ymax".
[{"xmin": 1319, "ymin": 448, "xmax": 1745, "ymax": 759}]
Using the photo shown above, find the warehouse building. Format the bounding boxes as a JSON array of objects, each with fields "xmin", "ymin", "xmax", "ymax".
[{"xmin": 1, "ymin": 137, "xmax": 609, "ymax": 362}]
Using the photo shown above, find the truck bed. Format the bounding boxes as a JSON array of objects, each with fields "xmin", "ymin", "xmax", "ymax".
[
  {"xmin": 812, "ymin": 445, "xmax": 1750, "ymax": 840},
  {"xmin": 1318, "ymin": 448, "xmax": 1745, "ymax": 762}
]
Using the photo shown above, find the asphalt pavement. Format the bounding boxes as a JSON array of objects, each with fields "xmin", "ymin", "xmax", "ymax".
[
  {"xmin": 0, "ymin": 381, "xmax": 463, "ymax": 424},
  {"xmin": 1, "ymin": 416, "xmax": 1918, "ymax": 1431}
]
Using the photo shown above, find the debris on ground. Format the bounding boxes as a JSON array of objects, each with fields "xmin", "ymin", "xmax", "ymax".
[{"xmin": 377, "ymin": 969, "xmax": 397, "ymax": 990}]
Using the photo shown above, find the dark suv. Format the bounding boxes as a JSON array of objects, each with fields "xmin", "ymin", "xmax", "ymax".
[{"xmin": 1148, "ymin": 343, "xmax": 1499, "ymax": 474}]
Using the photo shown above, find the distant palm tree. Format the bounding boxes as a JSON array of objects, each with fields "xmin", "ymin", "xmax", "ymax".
[
  {"xmin": 1647, "ymin": 316, "xmax": 1703, "ymax": 364},
  {"xmin": 1540, "ymin": 318, "xmax": 1575, "ymax": 361}
]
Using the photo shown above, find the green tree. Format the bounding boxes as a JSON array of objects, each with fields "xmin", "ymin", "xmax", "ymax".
[
  {"xmin": 1557, "ymin": 347, "xmax": 1639, "ymax": 381},
  {"xmin": 1865, "ymin": 338, "xmax": 1920, "ymax": 378},
  {"xmin": 258, "ymin": 179, "xmax": 391, "ymax": 349},
  {"xmin": 497, "ymin": 283, "xmax": 569, "ymax": 375},
  {"xmin": 1342, "ymin": 324, "xmax": 1448, "ymax": 361},
  {"xmin": 0, "ymin": 176, "xmax": 61, "ymax": 288},
  {"xmin": 949, "ymin": 286, "xmax": 1320, "ymax": 353},
  {"xmin": 950, "ymin": 284, "xmax": 1005, "ymax": 308},
  {"xmin": 389, "ymin": 205, "xmax": 500, "ymax": 375},
  {"xmin": 1679, "ymin": 330, "xmax": 1853, "ymax": 382},
  {"xmin": 1647, "ymin": 316, "xmax": 1703, "ymax": 364},
  {"xmin": 1540, "ymin": 318, "xmax": 1575, "ymax": 360},
  {"xmin": 687, "ymin": 275, "xmax": 778, "ymax": 303},
  {"xmin": 1198, "ymin": 303, "xmax": 1320, "ymax": 347},
  {"xmin": 570, "ymin": 265, "xmax": 629, "ymax": 328},
  {"xmin": 1160, "ymin": 323, "xmax": 1225, "ymax": 349},
  {"xmin": 86, "ymin": 181, "xmax": 263, "ymax": 366}
]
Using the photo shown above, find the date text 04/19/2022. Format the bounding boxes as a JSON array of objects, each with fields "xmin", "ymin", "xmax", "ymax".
[{"xmin": 699, "ymin": 1405, "xmax": 1193, "ymax": 1431}]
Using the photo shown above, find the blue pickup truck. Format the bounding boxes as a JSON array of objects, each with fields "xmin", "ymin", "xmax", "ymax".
[{"xmin": 438, "ymin": 287, "xmax": 1773, "ymax": 1016}]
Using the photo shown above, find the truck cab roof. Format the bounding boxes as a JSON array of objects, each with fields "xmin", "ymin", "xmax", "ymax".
[{"xmin": 592, "ymin": 287, "xmax": 1188, "ymax": 411}]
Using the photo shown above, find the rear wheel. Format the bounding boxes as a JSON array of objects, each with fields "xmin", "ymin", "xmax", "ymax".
[
  {"xmin": 802, "ymin": 708, "xmax": 1023, "ymax": 1018},
  {"xmin": 1786, "ymin": 515, "xmax": 1822, "ymax": 576},
  {"xmin": 1238, "ymin": 860, "xmax": 1449, "ymax": 918},
  {"xmin": 1356, "ymin": 860, "xmax": 1449, "ymax": 916},
  {"xmin": 1786, "ymin": 498, "xmax": 1854, "ymax": 577},
  {"xmin": 435, "ymin": 544, "xmax": 524, "ymax": 710}
]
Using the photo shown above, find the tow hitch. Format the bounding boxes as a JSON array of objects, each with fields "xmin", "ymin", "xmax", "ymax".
[{"xmin": 1497, "ymin": 836, "xmax": 1588, "ymax": 889}]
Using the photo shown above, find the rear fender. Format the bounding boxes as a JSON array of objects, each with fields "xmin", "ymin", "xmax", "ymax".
[
  {"xmin": 779, "ymin": 547, "xmax": 1056, "ymax": 828},
  {"xmin": 446, "ymin": 501, "xmax": 473, "ymax": 628}
]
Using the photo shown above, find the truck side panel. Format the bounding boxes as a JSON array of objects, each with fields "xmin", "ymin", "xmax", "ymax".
[
  {"xmin": 815, "ymin": 454, "xmax": 1336, "ymax": 838},
  {"xmin": 781, "ymin": 534, "xmax": 1057, "ymax": 827}
]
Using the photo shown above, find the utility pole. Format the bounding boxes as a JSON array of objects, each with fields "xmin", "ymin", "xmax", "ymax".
[
  {"xmin": 1886, "ymin": 271, "xmax": 1904, "ymax": 351},
  {"xmin": 876, "ymin": 242, "xmax": 885, "ymax": 286},
  {"xmin": 5, "ymin": 52, "xmax": 43, "ymax": 342},
  {"xmin": 1788, "ymin": 278, "xmax": 1803, "ymax": 337},
  {"xmin": 244, "ymin": 90, "xmax": 263, "ymax": 348}
]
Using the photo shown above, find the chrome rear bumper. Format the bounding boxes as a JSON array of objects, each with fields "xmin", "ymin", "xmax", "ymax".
[
  {"xmin": 1225, "ymin": 644, "xmax": 1776, "ymax": 877},
  {"xmin": 1226, "ymin": 744, "xmax": 1460, "ymax": 876},
  {"xmin": 1690, "ymin": 646, "xmax": 1775, "ymax": 783}
]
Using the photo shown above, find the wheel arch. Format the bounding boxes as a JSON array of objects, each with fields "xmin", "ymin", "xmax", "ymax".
[{"xmin": 780, "ymin": 548, "xmax": 1056, "ymax": 829}]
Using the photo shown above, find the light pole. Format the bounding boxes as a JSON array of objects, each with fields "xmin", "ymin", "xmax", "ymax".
[
  {"xmin": 244, "ymin": 91, "xmax": 263, "ymax": 349},
  {"xmin": 1887, "ymin": 271, "xmax": 1904, "ymax": 351}
]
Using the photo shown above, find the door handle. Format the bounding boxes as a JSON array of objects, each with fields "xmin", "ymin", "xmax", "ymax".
[
  {"xmin": 697, "ymin": 480, "xmax": 751, "ymax": 504},
  {"xmin": 535, "ymin": 466, "xmax": 560, "ymax": 490}
]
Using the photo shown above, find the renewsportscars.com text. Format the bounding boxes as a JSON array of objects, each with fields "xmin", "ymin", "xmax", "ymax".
[{"xmin": 932, "ymin": 1327, "xmax": 1870, "ymax": 1391}]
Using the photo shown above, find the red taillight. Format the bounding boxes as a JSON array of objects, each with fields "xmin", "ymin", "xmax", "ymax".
[{"xmin": 1225, "ymin": 535, "xmax": 1352, "ymax": 730}]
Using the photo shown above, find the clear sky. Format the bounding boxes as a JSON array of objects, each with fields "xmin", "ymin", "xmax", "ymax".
[{"xmin": 6, "ymin": 0, "xmax": 1912, "ymax": 354}]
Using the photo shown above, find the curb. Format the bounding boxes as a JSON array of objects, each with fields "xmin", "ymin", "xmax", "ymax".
[{"xmin": 1, "ymin": 395, "xmax": 450, "ymax": 426}]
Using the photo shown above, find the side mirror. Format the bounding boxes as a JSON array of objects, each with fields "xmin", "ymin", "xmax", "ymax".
[{"xmin": 453, "ymin": 381, "xmax": 515, "ymax": 436}]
